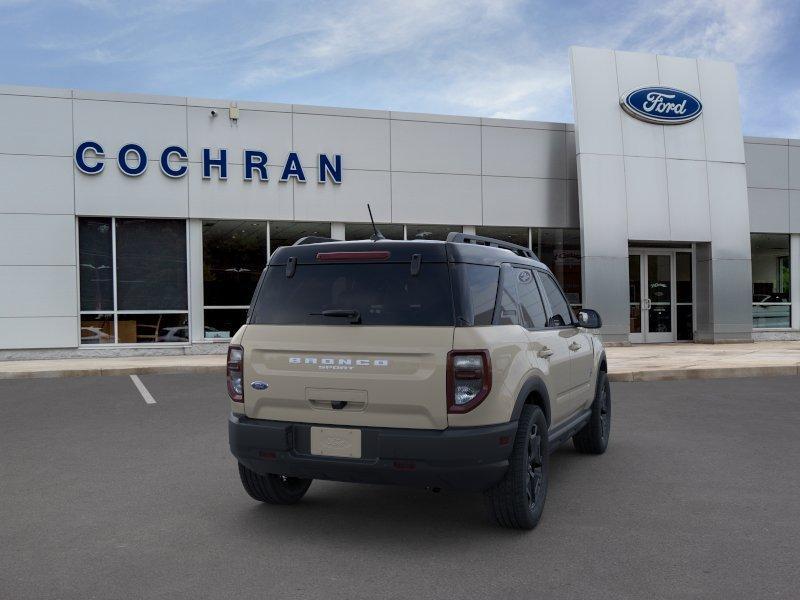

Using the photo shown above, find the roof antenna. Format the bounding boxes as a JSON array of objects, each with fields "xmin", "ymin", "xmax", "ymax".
[{"xmin": 367, "ymin": 203, "xmax": 385, "ymax": 241}]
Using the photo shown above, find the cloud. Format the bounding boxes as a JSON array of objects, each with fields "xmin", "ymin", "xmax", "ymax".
[{"xmin": 3, "ymin": 0, "xmax": 796, "ymax": 135}]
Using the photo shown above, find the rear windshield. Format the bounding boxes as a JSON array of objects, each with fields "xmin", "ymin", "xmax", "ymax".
[{"xmin": 250, "ymin": 263, "xmax": 455, "ymax": 326}]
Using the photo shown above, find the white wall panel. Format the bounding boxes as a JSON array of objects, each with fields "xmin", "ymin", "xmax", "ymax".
[
  {"xmin": 791, "ymin": 190, "xmax": 800, "ymax": 233},
  {"xmin": 0, "ymin": 266, "xmax": 76, "ymax": 317},
  {"xmin": 187, "ymin": 107, "xmax": 292, "ymax": 166},
  {"xmin": 482, "ymin": 127, "xmax": 565, "ymax": 179},
  {"xmin": 745, "ymin": 143, "xmax": 789, "ymax": 189},
  {"xmin": 789, "ymin": 146, "xmax": 800, "ymax": 190},
  {"xmin": 576, "ymin": 154, "xmax": 628, "ymax": 257},
  {"xmin": 566, "ymin": 179, "xmax": 580, "ymax": 227},
  {"xmin": 0, "ymin": 316, "xmax": 78, "ymax": 349},
  {"xmin": 624, "ymin": 156, "xmax": 670, "ymax": 240},
  {"xmin": 0, "ymin": 214, "xmax": 75, "ymax": 265},
  {"xmin": 748, "ymin": 188, "xmax": 789, "ymax": 233},
  {"xmin": 565, "ymin": 131, "xmax": 577, "ymax": 180},
  {"xmin": 569, "ymin": 47, "xmax": 623, "ymax": 156},
  {"xmin": 657, "ymin": 55, "xmax": 706, "ymax": 161},
  {"xmin": 391, "ymin": 120, "xmax": 481, "ymax": 175},
  {"xmin": 482, "ymin": 177, "xmax": 566, "ymax": 227},
  {"xmin": 294, "ymin": 169, "xmax": 390, "ymax": 222},
  {"xmin": 666, "ymin": 159, "xmax": 711, "ymax": 242},
  {"xmin": 75, "ymin": 162, "xmax": 188, "ymax": 217},
  {"xmin": 74, "ymin": 99, "xmax": 187, "ymax": 161},
  {"xmin": 0, "ymin": 155, "xmax": 74, "ymax": 214},
  {"xmin": 391, "ymin": 173, "xmax": 481, "ymax": 224},
  {"xmin": 0, "ymin": 94, "xmax": 73, "ymax": 156},
  {"xmin": 187, "ymin": 167, "xmax": 292, "ymax": 220},
  {"xmin": 697, "ymin": 59, "xmax": 745, "ymax": 164},
  {"xmin": 707, "ymin": 162, "xmax": 750, "ymax": 258},
  {"xmin": 293, "ymin": 114, "xmax": 389, "ymax": 172},
  {"xmin": 616, "ymin": 51, "xmax": 665, "ymax": 159}
]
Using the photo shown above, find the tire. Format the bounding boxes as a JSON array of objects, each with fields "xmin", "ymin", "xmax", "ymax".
[
  {"xmin": 237, "ymin": 463, "xmax": 312, "ymax": 505},
  {"xmin": 573, "ymin": 371, "xmax": 611, "ymax": 455},
  {"xmin": 484, "ymin": 405, "xmax": 549, "ymax": 530}
]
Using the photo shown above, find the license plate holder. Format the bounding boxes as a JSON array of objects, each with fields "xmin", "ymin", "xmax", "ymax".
[{"xmin": 310, "ymin": 426, "xmax": 362, "ymax": 459}]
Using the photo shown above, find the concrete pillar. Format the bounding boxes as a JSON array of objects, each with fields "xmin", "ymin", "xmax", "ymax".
[
  {"xmin": 331, "ymin": 222, "xmax": 345, "ymax": 240},
  {"xmin": 188, "ymin": 219, "xmax": 205, "ymax": 343},
  {"xmin": 792, "ymin": 234, "xmax": 800, "ymax": 331}
]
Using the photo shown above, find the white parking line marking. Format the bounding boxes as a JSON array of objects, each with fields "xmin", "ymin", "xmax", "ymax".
[{"xmin": 130, "ymin": 375, "xmax": 156, "ymax": 405}]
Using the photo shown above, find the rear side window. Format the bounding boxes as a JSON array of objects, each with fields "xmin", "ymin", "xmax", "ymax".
[
  {"xmin": 453, "ymin": 264, "xmax": 499, "ymax": 326},
  {"xmin": 250, "ymin": 263, "xmax": 454, "ymax": 326},
  {"xmin": 539, "ymin": 271, "xmax": 574, "ymax": 327},
  {"xmin": 493, "ymin": 264, "xmax": 520, "ymax": 326},
  {"xmin": 515, "ymin": 268, "xmax": 547, "ymax": 329}
]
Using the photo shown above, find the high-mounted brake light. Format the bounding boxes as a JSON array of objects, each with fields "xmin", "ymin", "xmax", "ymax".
[
  {"xmin": 227, "ymin": 345, "xmax": 244, "ymax": 402},
  {"xmin": 316, "ymin": 251, "xmax": 390, "ymax": 261},
  {"xmin": 446, "ymin": 350, "xmax": 492, "ymax": 414}
]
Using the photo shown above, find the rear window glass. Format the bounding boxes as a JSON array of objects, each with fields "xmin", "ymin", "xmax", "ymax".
[
  {"xmin": 250, "ymin": 263, "xmax": 454, "ymax": 326},
  {"xmin": 453, "ymin": 264, "xmax": 499, "ymax": 326}
]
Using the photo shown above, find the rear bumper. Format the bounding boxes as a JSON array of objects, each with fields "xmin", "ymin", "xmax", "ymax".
[{"xmin": 228, "ymin": 413, "xmax": 517, "ymax": 491}]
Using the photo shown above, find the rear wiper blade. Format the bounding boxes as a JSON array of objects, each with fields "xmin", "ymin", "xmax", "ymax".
[{"xmin": 309, "ymin": 309, "xmax": 362, "ymax": 324}]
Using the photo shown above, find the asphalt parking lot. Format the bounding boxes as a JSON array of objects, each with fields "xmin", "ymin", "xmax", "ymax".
[{"xmin": 1, "ymin": 374, "xmax": 799, "ymax": 599}]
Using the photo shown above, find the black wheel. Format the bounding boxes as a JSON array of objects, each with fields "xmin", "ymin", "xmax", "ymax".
[
  {"xmin": 573, "ymin": 371, "xmax": 611, "ymax": 454},
  {"xmin": 484, "ymin": 405, "xmax": 549, "ymax": 530},
  {"xmin": 238, "ymin": 463, "xmax": 312, "ymax": 505}
]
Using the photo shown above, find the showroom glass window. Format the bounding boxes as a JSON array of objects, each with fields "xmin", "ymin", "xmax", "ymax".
[
  {"xmin": 201, "ymin": 221, "xmax": 331, "ymax": 339},
  {"xmin": 202, "ymin": 221, "xmax": 267, "ymax": 339},
  {"xmin": 534, "ymin": 228, "xmax": 582, "ymax": 310},
  {"xmin": 751, "ymin": 234, "xmax": 791, "ymax": 328},
  {"xmin": 78, "ymin": 217, "xmax": 188, "ymax": 344}
]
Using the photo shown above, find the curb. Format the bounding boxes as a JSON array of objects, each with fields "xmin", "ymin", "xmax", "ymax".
[
  {"xmin": 608, "ymin": 364, "xmax": 800, "ymax": 382},
  {"xmin": 1, "ymin": 363, "xmax": 798, "ymax": 382},
  {"xmin": 0, "ymin": 364, "xmax": 225, "ymax": 380}
]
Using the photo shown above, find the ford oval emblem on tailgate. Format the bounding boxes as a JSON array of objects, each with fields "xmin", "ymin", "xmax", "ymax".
[{"xmin": 250, "ymin": 381, "xmax": 269, "ymax": 390}]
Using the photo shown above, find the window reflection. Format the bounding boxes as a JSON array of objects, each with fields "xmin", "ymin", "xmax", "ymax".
[{"xmin": 751, "ymin": 234, "xmax": 791, "ymax": 328}]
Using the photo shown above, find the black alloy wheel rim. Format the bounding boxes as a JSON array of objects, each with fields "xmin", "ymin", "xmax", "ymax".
[
  {"xmin": 599, "ymin": 384, "xmax": 610, "ymax": 440},
  {"xmin": 527, "ymin": 423, "xmax": 544, "ymax": 509}
]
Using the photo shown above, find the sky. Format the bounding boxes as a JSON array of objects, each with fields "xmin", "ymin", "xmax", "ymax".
[{"xmin": 1, "ymin": 0, "xmax": 799, "ymax": 137}]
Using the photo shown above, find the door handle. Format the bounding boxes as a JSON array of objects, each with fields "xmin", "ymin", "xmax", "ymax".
[
  {"xmin": 569, "ymin": 342, "xmax": 581, "ymax": 352},
  {"xmin": 537, "ymin": 347, "xmax": 554, "ymax": 359}
]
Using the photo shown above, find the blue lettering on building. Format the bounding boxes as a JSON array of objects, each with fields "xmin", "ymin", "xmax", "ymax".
[
  {"xmin": 318, "ymin": 154, "xmax": 342, "ymax": 184},
  {"xmin": 160, "ymin": 146, "xmax": 188, "ymax": 178},
  {"xmin": 243, "ymin": 150, "xmax": 269, "ymax": 181},
  {"xmin": 280, "ymin": 152, "xmax": 306, "ymax": 182},
  {"xmin": 118, "ymin": 143, "xmax": 148, "ymax": 177},
  {"xmin": 74, "ymin": 143, "xmax": 341, "ymax": 184},
  {"xmin": 75, "ymin": 141, "xmax": 105, "ymax": 174},
  {"xmin": 202, "ymin": 148, "xmax": 228, "ymax": 180}
]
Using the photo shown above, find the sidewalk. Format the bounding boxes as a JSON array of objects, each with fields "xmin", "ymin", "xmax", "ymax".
[{"xmin": 1, "ymin": 341, "xmax": 800, "ymax": 382}]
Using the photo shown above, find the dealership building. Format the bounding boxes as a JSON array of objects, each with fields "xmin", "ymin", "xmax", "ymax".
[{"xmin": 0, "ymin": 46, "xmax": 798, "ymax": 357}]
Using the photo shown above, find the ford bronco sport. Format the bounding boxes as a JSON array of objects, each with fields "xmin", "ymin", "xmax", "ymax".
[{"xmin": 228, "ymin": 232, "xmax": 610, "ymax": 529}]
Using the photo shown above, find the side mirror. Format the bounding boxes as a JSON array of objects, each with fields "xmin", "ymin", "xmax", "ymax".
[{"xmin": 576, "ymin": 309, "xmax": 602, "ymax": 329}]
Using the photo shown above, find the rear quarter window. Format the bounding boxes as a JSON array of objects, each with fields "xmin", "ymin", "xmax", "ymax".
[{"xmin": 452, "ymin": 264, "xmax": 499, "ymax": 326}]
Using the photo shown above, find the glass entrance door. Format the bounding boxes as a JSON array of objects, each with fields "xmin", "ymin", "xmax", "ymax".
[{"xmin": 629, "ymin": 249, "xmax": 694, "ymax": 343}]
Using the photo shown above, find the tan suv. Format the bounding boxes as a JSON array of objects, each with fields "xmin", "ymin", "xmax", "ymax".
[{"xmin": 227, "ymin": 233, "xmax": 610, "ymax": 529}]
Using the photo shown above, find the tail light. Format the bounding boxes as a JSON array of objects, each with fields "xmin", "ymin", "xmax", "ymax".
[
  {"xmin": 446, "ymin": 350, "xmax": 491, "ymax": 413},
  {"xmin": 227, "ymin": 345, "xmax": 244, "ymax": 402}
]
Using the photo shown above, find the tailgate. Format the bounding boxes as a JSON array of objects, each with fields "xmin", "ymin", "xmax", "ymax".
[{"xmin": 242, "ymin": 325, "xmax": 453, "ymax": 429}]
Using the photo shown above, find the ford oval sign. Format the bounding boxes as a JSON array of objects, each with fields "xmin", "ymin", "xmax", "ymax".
[{"xmin": 620, "ymin": 87, "xmax": 702, "ymax": 125}]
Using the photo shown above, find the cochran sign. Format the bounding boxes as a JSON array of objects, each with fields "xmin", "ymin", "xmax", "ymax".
[
  {"xmin": 74, "ymin": 141, "xmax": 343, "ymax": 184},
  {"xmin": 620, "ymin": 87, "xmax": 702, "ymax": 125}
]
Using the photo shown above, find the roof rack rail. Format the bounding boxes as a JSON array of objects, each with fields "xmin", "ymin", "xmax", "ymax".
[
  {"xmin": 446, "ymin": 232, "xmax": 538, "ymax": 260},
  {"xmin": 292, "ymin": 235, "xmax": 340, "ymax": 246}
]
